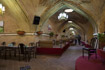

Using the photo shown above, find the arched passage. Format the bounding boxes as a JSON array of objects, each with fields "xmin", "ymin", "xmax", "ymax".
[
  {"xmin": 63, "ymin": 23, "xmax": 86, "ymax": 41},
  {"xmin": 37, "ymin": 0, "xmax": 98, "ymax": 33}
]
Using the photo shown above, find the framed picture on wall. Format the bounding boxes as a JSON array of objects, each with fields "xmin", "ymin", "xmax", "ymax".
[{"xmin": 0, "ymin": 21, "xmax": 4, "ymax": 33}]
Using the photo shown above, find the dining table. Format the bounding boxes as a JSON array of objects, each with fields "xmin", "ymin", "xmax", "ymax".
[{"xmin": 0, "ymin": 46, "xmax": 36, "ymax": 60}]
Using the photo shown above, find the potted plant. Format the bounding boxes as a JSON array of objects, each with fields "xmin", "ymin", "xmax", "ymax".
[
  {"xmin": 36, "ymin": 31, "xmax": 43, "ymax": 35},
  {"xmin": 17, "ymin": 29, "xmax": 25, "ymax": 35},
  {"xmin": 49, "ymin": 32, "xmax": 54, "ymax": 37},
  {"xmin": 61, "ymin": 35, "xmax": 65, "ymax": 38},
  {"xmin": 98, "ymin": 33, "xmax": 105, "ymax": 49}
]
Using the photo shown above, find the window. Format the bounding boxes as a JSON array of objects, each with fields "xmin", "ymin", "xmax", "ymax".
[{"xmin": 0, "ymin": 21, "xmax": 4, "ymax": 33}]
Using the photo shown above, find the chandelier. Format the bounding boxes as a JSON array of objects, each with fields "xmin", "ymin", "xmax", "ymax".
[
  {"xmin": 58, "ymin": 12, "xmax": 68, "ymax": 20},
  {"xmin": 0, "ymin": 3, "xmax": 5, "ymax": 15}
]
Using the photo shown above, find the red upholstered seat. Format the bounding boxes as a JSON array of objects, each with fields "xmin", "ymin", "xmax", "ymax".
[
  {"xmin": 85, "ymin": 44, "xmax": 91, "ymax": 48},
  {"xmin": 97, "ymin": 49, "xmax": 105, "ymax": 59},
  {"xmin": 82, "ymin": 42, "xmax": 97, "ymax": 59},
  {"xmin": 97, "ymin": 49, "xmax": 105, "ymax": 64},
  {"xmin": 81, "ymin": 41, "xmax": 86, "ymax": 46}
]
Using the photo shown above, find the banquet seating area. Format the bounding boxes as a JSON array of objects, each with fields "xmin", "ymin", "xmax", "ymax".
[
  {"xmin": 0, "ymin": 42, "xmax": 37, "ymax": 61},
  {"xmin": 0, "ymin": 0, "xmax": 105, "ymax": 70},
  {"xmin": 0, "ymin": 39, "xmax": 72, "ymax": 61},
  {"xmin": 37, "ymin": 40, "xmax": 71, "ymax": 55}
]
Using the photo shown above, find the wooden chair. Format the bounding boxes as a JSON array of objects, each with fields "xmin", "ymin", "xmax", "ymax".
[
  {"xmin": 11, "ymin": 42, "xmax": 17, "ymax": 57},
  {"xmin": 97, "ymin": 49, "xmax": 105, "ymax": 64},
  {"xmin": 1, "ymin": 42, "xmax": 6, "ymax": 46},
  {"xmin": 29, "ymin": 42, "xmax": 37, "ymax": 58},
  {"xmin": 82, "ymin": 37, "xmax": 97, "ymax": 59},
  {"xmin": 0, "ymin": 42, "xmax": 12, "ymax": 59},
  {"xmin": 4, "ymin": 42, "xmax": 16, "ymax": 59},
  {"xmin": 18, "ymin": 43, "xmax": 31, "ymax": 61},
  {"xmin": 0, "ymin": 46, "xmax": 4, "ymax": 58}
]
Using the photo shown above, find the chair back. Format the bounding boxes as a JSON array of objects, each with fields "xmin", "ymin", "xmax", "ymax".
[
  {"xmin": 29, "ymin": 42, "xmax": 35, "ymax": 47},
  {"xmin": 81, "ymin": 41, "xmax": 86, "ymax": 46},
  {"xmin": 85, "ymin": 44, "xmax": 91, "ymax": 48},
  {"xmin": 12, "ymin": 42, "xmax": 16, "ymax": 46},
  {"xmin": 90, "ymin": 37, "xmax": 97, "ymax": 49},
  {"xmin": 18, "ymin": 43, "xmax": 26, "ymax": 54},
  {"xmin": 1, "ymin": 42, "xmax": 6, "ymax": 46}
]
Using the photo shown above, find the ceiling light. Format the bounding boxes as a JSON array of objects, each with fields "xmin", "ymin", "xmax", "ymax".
[
  {"xmin": 48, "ymin": 25, "xmax": 52, "ymax": 30},
  {"xmin": 2, "ymin": 6, "xmax": 5, "ymax": 12},
  {"xmin": 0, "ymin": 4, "xmax": 2, "ymax": 8},
  {"xmin": 69, "ymin": 28, "xmax": 73, "ymax": 30},
  {"xmin": 72, "ymin": 31, "xmax": 74, "ymax": 33},
  {"xmin": 58, "ymin": 12, "xmax": 68, "ymax": 20},
  {"xmin": 65, "ymin": 9, "xmax": 73, "ymax": 13},
  {"xmin": 72, "ymin": 31, "xmax": 75, "ymax": 35},
  {"xmin": 68, "ymin": 21, "xmax": 72, "ymax": 23},
  {"xmin": 93, "ymin": 33, "xmax": 98, "ymax": 36}
]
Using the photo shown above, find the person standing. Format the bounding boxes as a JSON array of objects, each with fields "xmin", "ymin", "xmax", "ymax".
[
  {"xmin": 74, "ymin": 36, "xmax": 77, "ymax": 45},
  {"xmin": 77, "ymin": 35, "xmax": 81, "ymax": 45}
]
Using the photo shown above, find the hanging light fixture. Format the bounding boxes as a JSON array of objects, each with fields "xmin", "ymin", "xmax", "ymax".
[
  {"xmin": 58, "ymin": 12, "xmax": 68, "ymax": 20},
  {"xmin": 65, "ymin": 9, "xmax": 73, "ymax": 13},
  {"xmin": 0, "ymin": 3, "xmax": 5, "ymax": 15},
  {"xmin": 69, "ymin": 28, "xmax": 73, "ymax": 30},
  {"xmin": 68, "ymin": 21, "xmax": 72, "ymax": 23},
  {"xmin": 72, "ymin": 31, "xmax": 75, "ymax": 35}
]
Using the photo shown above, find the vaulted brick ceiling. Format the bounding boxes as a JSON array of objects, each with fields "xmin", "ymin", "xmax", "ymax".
[
  {"xmin": 0, "ymin": 0, "xmax": 105, "ymax": 33},
  {"xmin": 50, "ymin": 8, "xmax": 88, "ymax": 24},
  {"xmin": 49, "ymin": 7, "xmax": 89, "ymax": 31}
]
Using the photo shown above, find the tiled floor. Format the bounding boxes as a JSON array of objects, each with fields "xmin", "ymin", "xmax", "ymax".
[{"xmin": 0, "ymin": 45, "xmax": 83, "ymax": 70}]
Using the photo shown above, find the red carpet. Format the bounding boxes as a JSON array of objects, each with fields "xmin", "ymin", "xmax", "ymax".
[{"xmin": 76, "ymin": 55, "xmax": 105, "ymax": 70}]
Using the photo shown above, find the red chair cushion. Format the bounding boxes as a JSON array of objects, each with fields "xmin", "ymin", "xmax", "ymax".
[
  {"xmin": 85, "ymin": 44, "xmax": 91, "ymax": 48},
  {"xmin": 97, "ymin": 49, "xmax": 105, "ymax": 59}
]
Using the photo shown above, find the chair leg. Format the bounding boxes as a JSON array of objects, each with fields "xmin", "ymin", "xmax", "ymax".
[
  {"xmin": 0, "ymin": 51, "xmax": 3, "ymax": 58},
  {"xmin": 19, "ymin": 53, "xmax": 21, "ymax": 61},
  {"xmin": 24, "ymin": 53, "xmax": 27, "ymax": 61},
  {"xmin": 33, "ymin": 52, "xmax": 34, "ymax": 57},
  {"xmin": 35, "ymin": 52, "xmax": 36, "ymax": 58},
  {"xmin": 82, "ymin": 48, "xmax": 84, "ymax": 58},
  {"xmin": 95, "ymin": 53, "xmax": 97, "ymax": 59},
  {"xmin": 27, "ymin": 52, "xmax": 31, "ymax": 62},
  {"xmin": 9, "ymin": 51, "xmax": 11, "ymax": 58},
  {"xmin": 14, "ymin": 50, "xmax": 16, "ymax": 57},
  {"xmin": 0, "ymin": 51, "xmax": 1, "ymax": 57},
  {"xmin": 88, "ymin": 51, "xmax": 90, "ymax": 59},
  {"xmin": 4, "ymin": 51, "xmax": 7, "ymax": 60}
]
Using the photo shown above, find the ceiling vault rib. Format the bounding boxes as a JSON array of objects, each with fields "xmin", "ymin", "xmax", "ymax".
[
  {"xmin": 15, "ymin": 0, "xmax": 30, "ymax": 24},
  {"xmin": 39, "ymin": 0, "xmax": 97, "ymax": 33}
]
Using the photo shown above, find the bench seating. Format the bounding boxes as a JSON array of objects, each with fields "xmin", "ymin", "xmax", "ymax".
[
  {"xmin": 38, "ymin": 40, "xmax": 53, "ymax": 48},
  {"xmin": 37, "ymin": 41, "xmax": 71, "ymax": 55}
]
